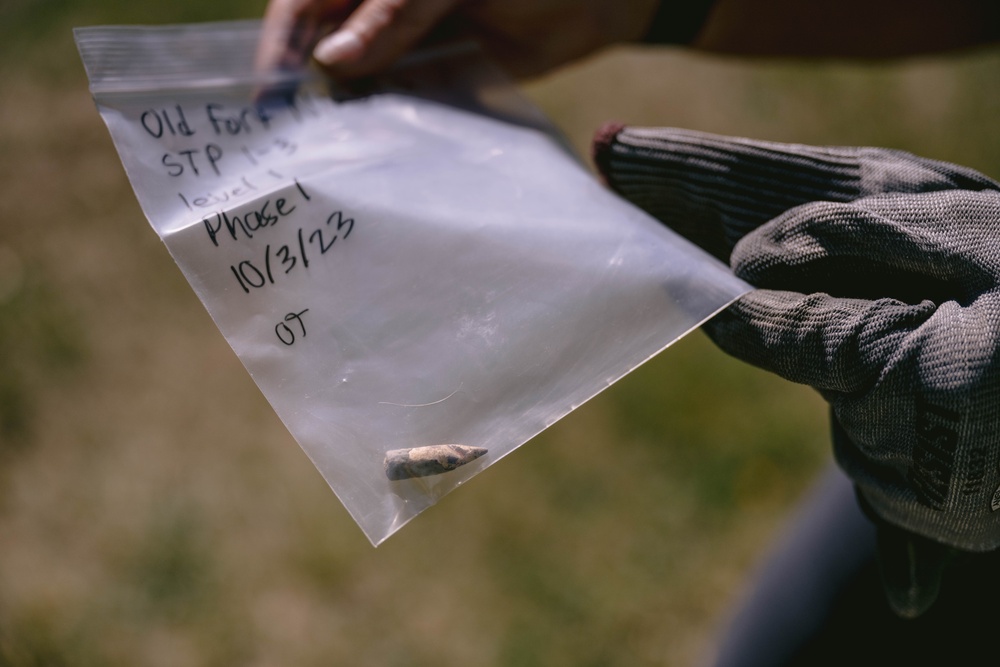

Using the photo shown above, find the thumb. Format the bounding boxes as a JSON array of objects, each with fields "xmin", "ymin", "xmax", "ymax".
[
  {"xmin": 705, "ymin": 289, "xmax": 936, "ymax": 393},
  {"xmin": 313, "ymin": 0, "xmax": 462, "ymax": 77},
  {"xmin": 702, "ymin": 194, "xmax": 964, "ymax": 390}
]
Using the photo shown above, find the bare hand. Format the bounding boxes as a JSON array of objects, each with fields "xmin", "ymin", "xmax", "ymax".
[{"xmin": 258, "ymin": 0, "xmax": 661, "ymax": 79}]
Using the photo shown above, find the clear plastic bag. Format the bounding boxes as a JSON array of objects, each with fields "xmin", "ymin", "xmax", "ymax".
[{"xmin": 75, "ymin": 20, "xmax": 749, "ymax": 545}]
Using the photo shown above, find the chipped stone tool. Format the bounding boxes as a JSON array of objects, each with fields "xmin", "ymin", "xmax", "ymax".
[{"xmin": 384, "ymin": 445, "xmax": 488, "ymax": 481}]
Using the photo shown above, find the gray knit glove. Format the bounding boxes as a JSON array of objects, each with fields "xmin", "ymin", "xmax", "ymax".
[{"xmin": 594, "ymin": 125, "xmax": 1000, "ymax": 615}]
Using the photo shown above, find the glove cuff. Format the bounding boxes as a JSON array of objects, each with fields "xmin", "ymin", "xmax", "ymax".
[{"xmin": 833, "ymin": 416, "xmax": 1000, "ymax": 553}]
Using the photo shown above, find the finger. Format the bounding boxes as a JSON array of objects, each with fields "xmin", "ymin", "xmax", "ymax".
[
  {"xmin": 706, "ymin": 194, "xmax": 983, "ymax": 391},
  {"xmin": 705, "ymin": 289, "xmax": 937, "ymax": 393},
  {"xmin": 593, "ymin": 125, "xmax": 867, "ymax": 261},
  {"xmin": 313, "ymin": 0, "xmax": 461, "ymax": 77},
  {"xmin": 731, "ymin": 193, "xmax": 998, "ymax": 305},
  {"xmin": 257, "ymin": 0, "xmax": 356, "ymax": 75},
  {"xmin": 592, "ymin": 125, "xmax": 1000, "ymax": 261}
]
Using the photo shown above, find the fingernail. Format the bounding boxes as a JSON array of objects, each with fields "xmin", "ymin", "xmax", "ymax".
[{"xmin": 313, "ymin": 30, "xmax": 364, "ymax": 65}]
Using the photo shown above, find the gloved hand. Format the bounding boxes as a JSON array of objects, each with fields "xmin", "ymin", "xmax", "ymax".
[{"xmin": 594, "ymin": 125, "xmax": 1000, "ymax": 617}]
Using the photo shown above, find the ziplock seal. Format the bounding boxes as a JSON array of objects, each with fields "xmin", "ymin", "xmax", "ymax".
[{"xmin": 74, "ymin": 21, "xmax": 313, "ymax": 95}]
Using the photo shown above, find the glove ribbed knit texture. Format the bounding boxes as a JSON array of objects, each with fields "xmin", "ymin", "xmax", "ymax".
[{"xmin": 595, "ymin": 125, "xmax": 1000, "ymax": 551}]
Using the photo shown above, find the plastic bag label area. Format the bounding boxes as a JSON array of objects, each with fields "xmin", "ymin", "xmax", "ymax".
[{"xmin": 77, "ymin": 22, "xmax": 750, "ymax": 545}]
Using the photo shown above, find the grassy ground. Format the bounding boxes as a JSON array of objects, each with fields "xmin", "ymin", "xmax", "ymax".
[{"xmin": 2, "ymin": 4, "xmax": 999, "ymax": 666}]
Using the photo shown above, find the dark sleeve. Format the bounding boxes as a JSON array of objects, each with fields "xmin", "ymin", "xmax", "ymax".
[{"xmin": 642, "ymin": 0, "xmax": 720, "ymax": 45}]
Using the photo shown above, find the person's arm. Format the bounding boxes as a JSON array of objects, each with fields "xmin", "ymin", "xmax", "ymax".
[
  {"xmin": 691, "ymin": 0, "xmax": 1000, "ymax": 57},
  {"xmin": 258, "ymin": 0, "xmax": 663, "ymax": 80},
  {"xmin": 260, "ymin": 0, "xmax": 1000, "ymax": 82}
]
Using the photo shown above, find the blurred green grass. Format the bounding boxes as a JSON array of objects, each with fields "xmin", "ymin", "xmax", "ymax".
[{"xmin": 1, "ymin": 3, "xmax": 999, "ymax": 666}]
